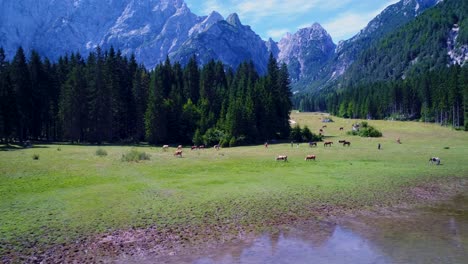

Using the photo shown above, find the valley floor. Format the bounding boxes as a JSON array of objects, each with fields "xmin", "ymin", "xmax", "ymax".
[{"xmin": 1, "ymin": 113, "xmax": 467, "ymax": 262}]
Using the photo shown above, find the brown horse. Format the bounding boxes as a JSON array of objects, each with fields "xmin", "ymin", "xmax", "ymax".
[
  {"xmin": 309, "ymin": 142, "xmax": 317, "ymax": 147},
  {"xmin": 174, "ymin": 150, "xmax": 183, "ymax": 157},
  {"xmin": 339, "ymin": 127, "xmax": 344, "ymax": 131},
  {"xmin": 343, "ymin": 141, "xmax": 351, "ymax": 147},
  {"xmin": 305, "ymin": 155, "xmax": 316, "ymax": 161},
  {"xmin": 322, "ymin": 125, "xmax": 327, "ymax": 128},
  {"xmin": 191, "ymin": 146, "xmax": 198, "ymax": 150},
  {"xmin": 276, "ymin": 155, "xmax": 288, "ymax": 162},
  {"xmin": 324, "ymin": 141, "xmax": 333, "ymax": 147}
]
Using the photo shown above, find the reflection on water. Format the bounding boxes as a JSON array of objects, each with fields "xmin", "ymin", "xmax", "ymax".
[
  {"xmin": 190, "ymin": 226, "xmax": 391, "ymax": 264},
  {"xmin": 117, "ymin": 195, "xmax": 468, "ymax": 264}
]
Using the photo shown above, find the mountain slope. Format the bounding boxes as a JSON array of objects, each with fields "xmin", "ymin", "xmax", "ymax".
[
  {"xmin": 289, "ymin": 0, "xmax": 440, "ymax": 92},
  {"xmin": 340, "ymin": 0, "xmax": 467, "ymax": 86}
]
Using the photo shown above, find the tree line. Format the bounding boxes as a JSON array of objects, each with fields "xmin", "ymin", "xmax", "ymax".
[
  {"xmin": 0, "ymin": 47, "xmax": 292, "ymax": 145},
  {"xmin": 295, "ymin": 65, "xmax": 468, "ymax": 130}
]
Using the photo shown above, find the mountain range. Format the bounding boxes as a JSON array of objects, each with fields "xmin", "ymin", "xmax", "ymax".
[{"xmin": 0, "ymin": 0, "xmax": 465, "ymax": 92}]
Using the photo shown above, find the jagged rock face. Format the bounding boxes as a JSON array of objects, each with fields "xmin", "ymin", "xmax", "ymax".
[
  {"xmin": 0, "ymin": 0, "xmax": 270, "ymax": 72},
  {"xmin": 277, "ymin": 23, "xmax": 335, "ymax": 81},
  {"xmin": 265, "ymin": 38, "xmax": 280, "ymax": 58},
  {"xmin": 171, "ymin": 13, "xmax": 270, "ymax": 74}
]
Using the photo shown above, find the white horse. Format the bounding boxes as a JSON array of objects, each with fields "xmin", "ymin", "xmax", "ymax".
[{"xmin": 429, "ymin": 157, "xmax": 440, "ymax": 165}]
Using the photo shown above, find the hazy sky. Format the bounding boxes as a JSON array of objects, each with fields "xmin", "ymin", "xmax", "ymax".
[{"xmin": 184, "ymin": 0, "xmax": 399, "ymax": 43}]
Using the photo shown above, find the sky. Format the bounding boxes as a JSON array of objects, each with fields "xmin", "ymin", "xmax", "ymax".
[{"xmin": 184, "ymin": 0, "xmax": 400, "ymax": 43}]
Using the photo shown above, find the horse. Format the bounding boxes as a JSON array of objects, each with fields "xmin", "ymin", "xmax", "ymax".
[
  {"xmin": 309, "ymin": 142, "xmax": 317, "ymax": 147},
  {"xmin": 162, "ymin": 145, "xmax": 169, "ymax": 151},
  {"xmin": 322, "ymin": 125, "xmax": 327, "ymax": 128},
  {"xmin": 174, "ymin": 150, "xmax": 183, "ymax": 157},
  {"xmin": 214, "ymin": 144, "xmax": 220, "ymax": 150},
  {"xmin": 338, "ymin": 140, "xmax": 346, "ymax": 143},
  {"xmin": 177, "ymin": 145, "xmax": 183, "ymax": 150},
  {"xmin": 343, "ymin": 141, "xmax": 351, "ymax": 147},
  {"xmin": 429, "ymin": 157, "xmax": 440, "ymax": 165},
  {"xmin": 305, "ymin": 155, "xmax": 316, "ymax": 161},
  {"xmin": 319, "ymin": 129, "xmax": 324, "ymax": 133},
  {"xmin": 276, "ymin": 155, "xmax": 288, "ymax": 162},
  {"xmin": 191, "ymin": 146, "xmax": 198, "ymax": 150},
  {"xmin": 324, "ymin": 141, "xmax": 333, "ymax": 147},
  {"xmin": 199, "ymin": 145, "xmax": 205, "ymax": 149},
  {"xmin": 339, "ymin": 127, "xmax": 344, "ymax": 131}
]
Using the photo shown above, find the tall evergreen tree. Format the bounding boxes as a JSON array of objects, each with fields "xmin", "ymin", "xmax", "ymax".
[{"xmin": 10, "ymin": 47, "xmax": 32, "ymax": 141}]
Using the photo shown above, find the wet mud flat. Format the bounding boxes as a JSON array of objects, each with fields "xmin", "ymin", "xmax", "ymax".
[
  {"xmin": 3, "ymin": 181, "xmax": 468, "ymax": 263},
  {"xmin": 112, "ymin": 192, "xmax": 468, "ymax": 264}
]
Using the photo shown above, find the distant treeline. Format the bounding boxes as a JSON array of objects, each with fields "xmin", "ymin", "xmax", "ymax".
[
  {"xmin": 0, "ymin": 47, "xmax": 292, "ymax": 145},
  {"xmin": 295, "ymin": 65, "xmax": 468, "ymax": 130}
]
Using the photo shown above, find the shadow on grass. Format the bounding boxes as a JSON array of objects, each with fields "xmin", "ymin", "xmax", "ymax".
[{"xmin": 0, "ymin": 144, "xmax": 50, "ymax": 151}]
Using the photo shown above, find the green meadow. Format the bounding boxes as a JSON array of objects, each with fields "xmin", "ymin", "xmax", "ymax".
[{"xmin": 1, "ymin": 113, "xmax": 467, "ymax": 255}]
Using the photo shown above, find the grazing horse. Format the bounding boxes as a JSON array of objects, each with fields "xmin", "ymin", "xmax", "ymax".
[
  {"xmin": 324, "ymin": 141, "xmax": 333, "ymax": 147},
  {"xmin": 343, "ymin": 141, "xmax": 351, "ymax": 147},
  {"xmin": 174, "ymin": 150, "xmax": 183, "ymax": 157},
  {"xmin": 339, "ymin": 127, "xmax": 344, "ymax": 131},
  {"xmin": 319, "ymin": 129, "xmax": 324, "ymax": 133},
  {"xmin": 305, "ymin": 155, "xmax": 316, "ymax": 161},
  {"xmin": 191, "ymin": 146, "xmax": 198, "ymax": 150},
  {"xmin": 199, "ymin": 145, "xmax": 205, "ymax": 149},
  {"xmin": 162, "ymin": 145, "xmax": 169, "ymax": 151},
  {"xmin": 322, "ymin": 125, "xmax": 327, "ymax": 128},
  {"xmin": 276, "ymin": 155, "xmax": 288, "ymax": 162},
  {"xmin": 309, "ymin": 142, "xmax": 317, "ymax": 147},
  {"xmin": 177, "ymin": 145, "xmax": 183, "ymax": 150},
  {"xmin": 214, "ymin": 144, "xmax": 220, "ymax": 150},
  {"xmin": 429, "ymin": 157, "xmax": 440, "ymax": 165}
]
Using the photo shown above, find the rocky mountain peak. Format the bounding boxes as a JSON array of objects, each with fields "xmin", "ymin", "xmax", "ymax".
[
  {"xmin": 277, "ymin": 23, "xmax": 335, "ymax": 81},
  {"xmin": 265, "ymin": 38, "xmax": 279, "ymax": 58},
  {"xmin": 226, "ymin": 13, "xmax": 242, "ymax": 27},
  {"xmin": 188, "ymin": 11, "xmax": 223, "ymax": 36}
]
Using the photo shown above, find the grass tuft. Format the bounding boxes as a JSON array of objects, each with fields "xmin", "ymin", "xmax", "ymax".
[
  {"xmin": 95, "ymin": 148, "xmax": 108, "ymax": 157},
  {"xmin": 121, "ymin": 149, "xmax": 150, "ymax": 162}
]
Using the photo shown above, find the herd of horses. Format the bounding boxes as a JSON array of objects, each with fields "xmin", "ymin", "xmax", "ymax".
[{"xmin": 160, "ymin": 124, "xmax": 441, "ymax": 165}]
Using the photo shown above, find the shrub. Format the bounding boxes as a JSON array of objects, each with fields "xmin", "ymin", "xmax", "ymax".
[
  {"xmin": 360, "ymin": 126, "xmax": 383, "ymax": 137},
  {"xmin": 203, "ymin": 128, "xmax": 227, "ymax": 146},
  {"xmin": 95, "ymin": 148, "xmax": 108, "ymax": 157},
  {"xmin": 32, "ymin": 154, "xmax": 39, "ymax": 160},
  {"xmin": 229, "ymin": 137, "xmax": 237, "ymax": 147},
  {"xmin": 290, "ymin": 124, "xmax": 303, "ymax": 142},
  {"xmin": 348, "ymin": 122, "xmax": 382, "ymax": 138},
  {"xmin": 121, "ymin": 149, "xmax": 150, "ymax": 162}
]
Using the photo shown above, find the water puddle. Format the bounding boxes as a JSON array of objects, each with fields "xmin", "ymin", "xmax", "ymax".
[{"xmin": 115, "ymin": 194, "xmax": 468, "ymax": 264}]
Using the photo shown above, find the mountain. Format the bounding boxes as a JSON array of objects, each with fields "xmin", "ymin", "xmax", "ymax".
[
  {"xmin": 286, "ymin": 0, "xmax": 441, "ymax": 92},
  {"xmin": 338, "ymin": 0, "xmax": 467, "ymax": 86},
  {"xmin": 170, "ymin": 13, "xmax": 270, "ymax": 74},
  {"xmin": 277, "ymin": 23, "xmax": 335, "ymax": 83},
  {"xmin": 0, "ymin": 0, "xmax": 270, "ymax": 72}
]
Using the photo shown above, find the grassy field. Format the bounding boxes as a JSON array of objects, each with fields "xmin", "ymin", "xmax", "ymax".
[{"xmin": 1, "ymin": 113, "xmax": 468, "ymax": 256}]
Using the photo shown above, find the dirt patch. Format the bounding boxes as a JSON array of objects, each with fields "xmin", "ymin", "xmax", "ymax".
[{"xmin": 3, "ymin": 178, "xmax": 468, "ymax": 263}]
